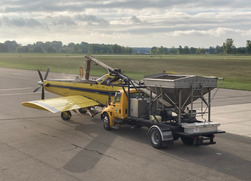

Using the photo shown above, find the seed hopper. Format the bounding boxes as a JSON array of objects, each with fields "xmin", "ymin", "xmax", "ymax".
[{"xmin": 143, "ymin": 73, "xmax": 219, "ymax": 125}]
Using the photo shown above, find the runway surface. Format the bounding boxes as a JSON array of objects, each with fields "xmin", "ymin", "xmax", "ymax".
[{"xmin": 0, "ymin": 68, "xmax": 251, "ymax": 181}]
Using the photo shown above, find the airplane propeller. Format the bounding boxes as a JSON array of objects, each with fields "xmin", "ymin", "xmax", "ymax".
[{"xmin": 33, "ymin": 68, "xmax": 50, "ymax": 99}]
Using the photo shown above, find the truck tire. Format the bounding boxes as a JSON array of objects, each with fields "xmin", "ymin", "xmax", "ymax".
[
  {"xmin": 181, "ymin": 136, "xmax": 194, "ymax": 145},
  {"xmin": 102, "ymin": 113, "xmax": 111, "ymax": 130},
  {"xmin": 173, "ymin": 133, "xmax": 180, "ymax": 141},
  {"xmin": 61, "ymin": 111, "xmax": 71, "ymax": 121},
  {"xmin": 149, "ymin": 127, "xmax": 163, "ymax": 149}
]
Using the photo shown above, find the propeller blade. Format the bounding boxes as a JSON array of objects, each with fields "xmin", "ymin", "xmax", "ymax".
[
  {"xmin": 41, "ymin": 87, "xmax": 45, "ymax": 100},
  {"xmin": 37, "ymin": 69, "xmax": 43, "ymax": 82},
  {"xmin": 44, "ymin": 67, "xmax": 50, "ymax": 80},
  {"xmin": 33, "ymin": 86, "xmax": 41, "ymax": 93}
]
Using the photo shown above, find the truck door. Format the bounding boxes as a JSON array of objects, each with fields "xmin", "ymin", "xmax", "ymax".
[{"xmin": 112, "ymin": 92, "xmax": 123, "ymax": 119}]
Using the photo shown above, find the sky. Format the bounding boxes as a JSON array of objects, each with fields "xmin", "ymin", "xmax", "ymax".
[{"xmin": 0, "ymin": 0, "xmax": 251, "ymax": 48}]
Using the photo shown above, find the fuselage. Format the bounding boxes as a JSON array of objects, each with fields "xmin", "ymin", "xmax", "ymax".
[{"xmin": 43, "ymin": 74, "xmax": 123, "ymax": 106}]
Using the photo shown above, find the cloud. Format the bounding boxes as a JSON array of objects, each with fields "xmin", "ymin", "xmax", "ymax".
[
  {"xmin": 0, "ymin": 0, "xmax": 250, "ymax": 47},
  {"xmin": 51, "ymin": 16, "xmax": 76, "ymax": 26},
  {"xmin": 1, "ymin": 0, "xmax": 249, "ymax": 13},
  {"xmin": 75, "ymin": 14, "xmax": 109, "ymax": 26},
  {"xmin": 130, "ymin": 16, "xmax": 142, "ymax": 24},
  {"xmin": 1, "ymin": 16, "xmax": 43, "ymax": 27}
]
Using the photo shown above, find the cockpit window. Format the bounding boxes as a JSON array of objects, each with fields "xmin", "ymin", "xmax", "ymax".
[
  {"xmin": 96, "ymin": 75, "xmax": 106, "ymax": 83},
  {"xmin": 101, "ymin": 77, "xmax": 113, "ymax": 85}
]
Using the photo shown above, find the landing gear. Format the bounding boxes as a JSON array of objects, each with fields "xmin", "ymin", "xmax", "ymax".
[
  {"xmin": 61, "ymin": 111, "xmax": 72, "ymax": 121},
  {"xmin": 78, "ymin": 108, "xmax": 87, "ymax": 114}
]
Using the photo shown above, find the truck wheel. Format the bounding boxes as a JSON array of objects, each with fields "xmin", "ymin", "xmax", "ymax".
[
  {"xmin": 173, "ymin": 133, "xmax": 180, "ymax": 141},
  {"xmin": 102, "ymin": 113, "xmax": 111, "ymax": 130},
  {"xmin": 181, "ymin": 136, "xmax": 194, "ymax": 145},
  {"xmin": 149, "ymin": 127, "xmax": 163, "ymax": 149},
  {"xmin": 79, "ymin": 108, "xmax": 87, "ymax": 114},
  {"xmin": 61, "ymin": 111, "xmax": 71, "ymax": 121}
]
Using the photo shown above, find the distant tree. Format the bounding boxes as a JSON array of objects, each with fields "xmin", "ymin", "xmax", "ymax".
[
  {"xmin": 178, "ymin": 45, "xmax": 183, "ymax": 54},
  {"xmin": 81, "ymin": 42, "xmax": 88, "ymax": 53},
  {"xmin": 246, "ymin": 40, "xmax": 251, "ymax": 54},
  {"xmin": 156, "ymin": 46, "xmax": 167, "ymax": 54},
  {"xmin": 32, "ymin": 46, "xmax": 43, "ymax": 53},
  {"xmin": 125, "ymin": 46, "xmax": 133, "ymax": 54},
  {"xmin": 208, "ymin": 46, "xmax": 215, "ymax": 54},
  {"xmin": 47, "ymin": 46, "xmax": 56, "ymax": 53},
  {"xmin": 73, "ymin": 44, "xmax": 81, "ymax": 54},
  {"xmin": 196, "ymin": 47, "xmax": 206, "ymax": 54},
  {"xmin": 17, "ymin": 46, "xmax": 29, "ymax": 53},
  {"xmin": 111, "ymin": 44, "xmax": 122, "ymax": 54},
  {"xmin": 190, "ymin": 47, "xmax": 197, "ymax": 54},
  {"xmin": 183, "ymin": 46, "xmax": 190, "ymax": 54},
  {"xmin": 150, "ymin": 47, "xmax": 157, "ymax": 54},
  {"xmin": 215, "ymin": 45, "xmax": 223, "ymax": 54},
  {"xmin": 170, "ymin": 46, "xmax": 177, "ymax": 54},
  {"xmin": 4, "ymin": 40, "xmax": 18, "ymax": 52},
  {"xmin": 236, "ymin": 47, "xmax": 246, "ymax": 54},
  {"xmin": 196, "ymin": 48, "xmax": 201, "ymax": 54},
  {"xmin": 51, "ymin": 41, "xmax": 62, "ymax": 53},
  {"xmin": 0, "ymin": 43, "xmax": 8, "ymax": 52},
  {"xmin": 34, "ymin": 41, "xmax": 45, "ymax": 52},
  {"xmin": 223, "ymin": 38, "xmax": 235, "ymax": 54},
  {"xmin": 201, "ymin": 48, "xmax": 206, "ymax": 54}
]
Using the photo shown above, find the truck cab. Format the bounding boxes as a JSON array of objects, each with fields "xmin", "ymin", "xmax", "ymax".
[{"xmin": 101, "ymin": 89, "xmax": 137, "ymax": 129}]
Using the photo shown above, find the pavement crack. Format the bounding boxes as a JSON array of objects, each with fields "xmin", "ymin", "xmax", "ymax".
[
  {"xmin": 38, "ymin": 131, "xmax": 63, "ymax": 140},
  {"xmin": 71, "ymin": 143, "xmax": 119, "ymax": 161}
]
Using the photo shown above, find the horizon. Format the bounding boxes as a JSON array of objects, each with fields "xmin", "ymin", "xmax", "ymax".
[{"xmin": 1, "ymin": 39, "xmax": 249, "ymax": 49}]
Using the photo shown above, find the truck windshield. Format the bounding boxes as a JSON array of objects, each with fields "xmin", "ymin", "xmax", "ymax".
[
  {"xmin": 113, "ymin": 92, "xmax": 121, "ymax": 104},
  {"xmin": 130, "ymin": 92, "xmax": 147, "ymax": 99}
]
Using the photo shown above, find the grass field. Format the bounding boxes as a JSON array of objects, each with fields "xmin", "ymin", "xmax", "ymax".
[{"xmin": 0, "ymin": 53, "xmax": 250, "ymax": 91}]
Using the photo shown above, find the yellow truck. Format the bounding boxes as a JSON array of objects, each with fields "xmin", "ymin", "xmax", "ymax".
[{"xmin": 101, "ymin": 73, "xmax": 225, "ymax": 149}]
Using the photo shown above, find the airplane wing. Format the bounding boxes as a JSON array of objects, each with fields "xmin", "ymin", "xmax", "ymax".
[{"xmin": 22, "ymin": 95, "xmax": 99, "ymax": 113}]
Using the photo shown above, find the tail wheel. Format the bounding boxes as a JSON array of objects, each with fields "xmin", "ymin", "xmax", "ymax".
[
  {"xmin": 61, "ymin": 111, "xmax": 72, "ymax": 121},
  {"xmin": 149, "ymin": 127, "xmax": 163, "ymax": 149},
  {"xmin": 102, "ymin": 113, "xmax": 111, "ymax": 130}
]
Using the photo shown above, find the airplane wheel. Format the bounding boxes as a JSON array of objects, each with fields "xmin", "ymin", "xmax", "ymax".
[
  {"xmin": 102, "ymin": 113, "xmax": 111, "ymax": 130},
  {"xmin": 79, "ymin": 108, "xmax": 87, "ymax": 114},
  {"xmin": 61, "ymin": 111, "xmax": 72, "ymax": 121}
]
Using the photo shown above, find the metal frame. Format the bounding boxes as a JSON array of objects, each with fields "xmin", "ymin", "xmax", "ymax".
[{"xmin": 146, "ymin": 82, "xmax": 214, "ymax": 125}]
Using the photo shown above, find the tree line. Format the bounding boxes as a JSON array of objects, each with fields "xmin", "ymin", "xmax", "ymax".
[
  {"xmin": 0, "ymin": 41, "xmax": 133, "ymax": 54},
  {"xmin": 150, "ymin": 39, "xmax": 251, "ymax": 55},
  {"xmin": 0, "ymin": 39, "xmax": 251, "ymax": 55}
]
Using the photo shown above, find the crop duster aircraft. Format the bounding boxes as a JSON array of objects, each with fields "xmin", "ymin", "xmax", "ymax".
[{"xmin": 22, "ymin": 55, "xmax": 127, "ymax": 120}]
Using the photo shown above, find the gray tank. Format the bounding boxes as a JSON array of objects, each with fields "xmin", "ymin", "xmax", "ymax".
[{"xmin": 144, "ymin": 73, "xmax": 218, "ymax": 108}]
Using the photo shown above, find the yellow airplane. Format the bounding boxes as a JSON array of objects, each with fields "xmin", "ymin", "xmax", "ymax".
[{"xmin": 22, "ymin": 55, "xmax": 126, "ymax": 120}]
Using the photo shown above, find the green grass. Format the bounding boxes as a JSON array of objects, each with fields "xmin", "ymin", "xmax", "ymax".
[{"xmin": 0, "ymin": 53, "xmax": 251, "ymax": 91}]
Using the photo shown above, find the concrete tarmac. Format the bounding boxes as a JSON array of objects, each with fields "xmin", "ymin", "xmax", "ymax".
[{"xmin": 0, "ymin": 68, "xmax": 251, "ymax": 181}]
